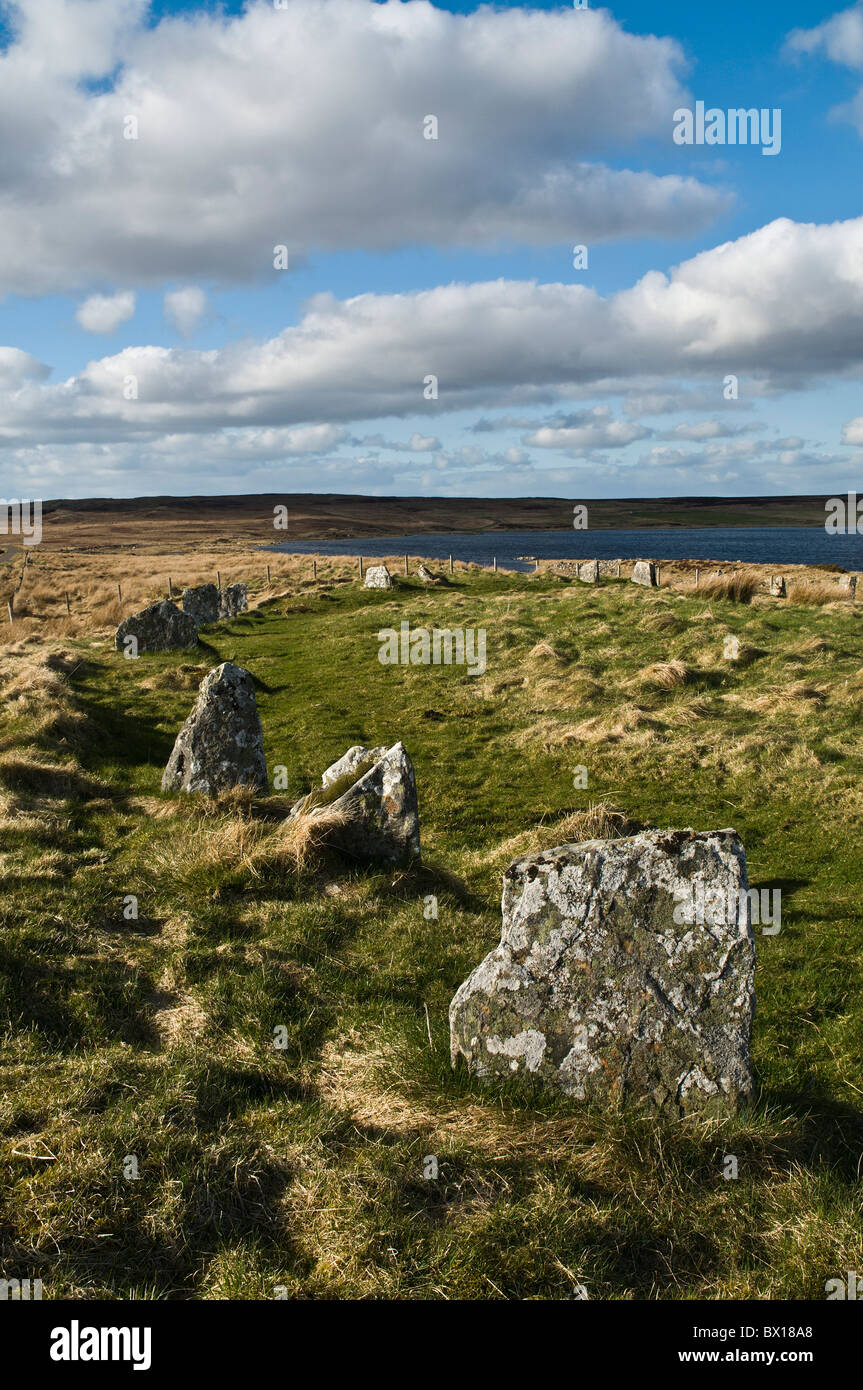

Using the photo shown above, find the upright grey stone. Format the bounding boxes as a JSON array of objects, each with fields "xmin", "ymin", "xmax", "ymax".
[
  {"xmin": 306, "ymin": 741, "xmax": 420, "ymax": 866},
  {"xmin": 450, "ymin": 828, "xmax": 755, "ymax": 1116},
  {"xmin": 769, "ymin": 576, "xmax": 786, "ymax": 597},
  {"xmin": 115, "ymin": 600, "xmax": 198, "ymax": 653},
  {"xmin": 363, "ymin": 565, "xmax": 393, "ymax": 590},
  {"xmin": 219, "ymin": 583, "xmax": 248, "ymax": 619},
  {"xmin": 577, "ymin": 560, "xmax": 599, "ymax": 583},
  {"xmin": 161, "ymin": 661, "xmax": 267, "ymax": 795},
  {"xmin": 631, "ymin": 561, "xmax": 658, "ymax": 588},
  {"xmin": 839, "ymin": 574, "xmax": 857, "ymax": 596},
  {"xmin": 182, "ymin": 584, "xmax": 220, "ymax": 625}
]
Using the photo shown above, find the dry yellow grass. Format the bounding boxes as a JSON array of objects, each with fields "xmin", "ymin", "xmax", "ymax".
[
  {"xmin": 634, "ymin": 658, "xmax": 690, "ymax": 690},
  {"xmin": 787, "ymin": 581, "xmax": 849, "ymax": 607},
  {"xmin": 697, "ymin": 571, "xmax": 761, "ymax": 604}
]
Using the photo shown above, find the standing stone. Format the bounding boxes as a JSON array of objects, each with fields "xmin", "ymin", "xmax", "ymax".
[
  {"xmin": 182, "ymin": 584, "xmax": 220, "ymax": 625},
  {"xmin": 450, "ymin": 828, "xmax": 755, "ymax": 1116},
  {"xmin": 416, "ymin": 564, "xmax": 442, "ymax": 585},
  {"xmin": 769, "ymin": 576, "xmax": 786, "ymax": 597},
  {"xmin": 309, "ymin": 741, "xmax": 420, "ymax": 866},
  {"xmin": 577, "ymin": 560, "xmax": 600, "ymax": 583},
  {"xmin": 597, "ymin": 559, "xmax": 622, "ymax": 577},
  {"xmin": 219, "ymin": 582, "xmax": 248, "ymax": 619},
  {"xmin": 161, "ymin": 661, "xmax": 267, "ymax": 795},
  {"xmin": 363, "ymin": 565, "xmax": 394, "ymax": 590},
  {"xmin": 115, "ymin": 601, "xmax": 198, "ymax": 653},
  {"xmin": 321, "ymin": 744, "xmax": 387, "ymax": 789},
  {"xmin": 839, "ymin": 574, "xmax": 857, "ymax": 596},
  {"xmin": 631, "ymin": 561, "xmax": 658, "ymax": 588}
]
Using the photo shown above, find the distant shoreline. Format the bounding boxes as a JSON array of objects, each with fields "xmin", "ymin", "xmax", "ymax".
[{"xmin": 35, "ymin": 492, "xmax": 838, "ymax": 550}]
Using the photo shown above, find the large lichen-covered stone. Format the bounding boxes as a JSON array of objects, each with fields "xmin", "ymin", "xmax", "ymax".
[
  {"xmin": 363, "ymin": 565, "xmax": 393, "ymax": 590},
  {"xmin": 219, "ymin": 582, "xmax": 248, "ymax": 619},
  {"xmin": 450, "ymin": 829, "xmax": 755, "ymax": 1116},
  {"xmin": 115, "ymin": 600, "xmax": 198, "ymax": 653},
  {"xmin": 317, "ymin": 741, "xmax": 420, "ymax": 865},
  {"xmin": 161, "ymin": 661, "xmax": 267, "ymax": 795},
  {"xmin": 182, "ymin": 584, "xmax": 220, "ymax": 625},
  {"xmin": 631, "ymin": 560, "xmax": 658, "ymax": 588},
  {"xmin": 577, "ymin": 560, "xmax": 599, "ymax": 583}
]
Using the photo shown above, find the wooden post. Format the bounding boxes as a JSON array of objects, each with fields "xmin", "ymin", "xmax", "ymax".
[
  {"xmin": 266, "ymin": 564, "xmax": 271, "ymax": 584},
  {"xmin": 404, "ymin": 554, "xmax": 409, "ymax": 576},
  {"xmin": 493, "ymin": 556, "xmax": 497, "ymax": 573},
  {"xmin": 449, "ymin": 553, "xmax": 453, "ymax": 575},
  {"xmin": 657, "ymin": 564, "xmax": 661, "ymax": 586},
  {"xmin": 7, "ymin": 600, "xmax": 12, "ymax": 625},
  {"xmin": 359, "ymin": 556, "xmax": 364, "ymax": 579},
  {"xmin": 65, "ymin": 591, "xmax": 71, "ymax": 615},
  {"xmin": 117, "ymin": 583, "xmax": 122, "ymax": 601},
  {"xmin": 168, "ymin": 577, "xmax": 173, "ymax": 598},
  {"xmin": 313, "ymin": 559, "xmax": 317, "ymax": 580},
  {"xmin": 694, "ymin": 567, "xmax": 699, "ymax": 589},
  {"xmin": 216, "ymin": 570, "xmax": 222, "ymax": 590},
  {"xmin": 616, "ymin": 563, "xmax": 621, "ymax": 578},
  {"xmin": 535, "ymin": 559, "xmax": 539, "ymax": 573}
]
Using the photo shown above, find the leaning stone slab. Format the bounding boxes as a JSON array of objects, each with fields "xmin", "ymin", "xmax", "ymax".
[
  {"xmin": 577, "ymin": 560, "xmax": 599, "ymax": 583},
  {"xmin": 363, "ymin": 564, "xmax": 393, "ymax": 590},
  {"xmin": 450, "ymin": 828, "xmax": 755, "ymax": 1116},
  {"xmin": 219, "ymin": 582, "xmax": 248, "ymax": 619},
  {"xmin": 312, "ymin": 741, "xmax": 420, "ymax": 866},
  {"xmin": 182, "ymin": 584, "xmax": 220, "ymax": 625},
  {"xmin": 416, "ymin": 563, "xmax": 443, "ymax": 585},
  {"xmin": 115, "ymin": 600, "xmax": 198, "ymax": 654},
  {"xmin": 321, "ymin": 744, "xmax": 387, "ymax": 789},
  {"xmin": 161, "ymin": 661, "xmax": 267, "ymax": 795},
  {"xmin": 631, "ymin": 560, "xmax": 658, "ymax": 588}
]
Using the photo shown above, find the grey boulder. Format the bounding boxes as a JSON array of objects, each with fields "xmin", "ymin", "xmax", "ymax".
[
  {"xmin": 631, "ymin": 560, "xmax": 658, "ymax": 588},
  {"xmin": 450, "ymin": 828, "xmax": 755, "ymax": 1116},
  {"xmin": 306, "ymin": 741, "xmax": 420, "ymax": 866},
  {"xmin": 363, "ymin": 564, "xmax": 393, "ymax": 590},
  {"xmin": 161, "ymin": 661, "xmax": 268, "ymax": 795},
  {"xmin": 577, "ymin": 560, "xmax": 599, "ymax": 583},
  {"xmin": 115, "ymin": 600, "xmax": 198, "ymax": 653},
  {"xmin": 219, "ymin": 582, "xmax": 248, "ymax": 619},
  {"xmin": 182, "ymin": 584, "xmax": 220, "ymax": 625}
]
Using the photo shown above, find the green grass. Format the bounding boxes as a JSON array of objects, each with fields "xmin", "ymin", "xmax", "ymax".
[{"xmin": 1, "ymin": 569, "xmax": 862, "ymax": 1299}]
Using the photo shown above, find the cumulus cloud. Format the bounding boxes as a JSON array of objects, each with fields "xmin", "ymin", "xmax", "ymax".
[
  {"xmin": 164, "ymin": 287, "xmax": 208, "ymax": 337},
  {"xmin": 786, "ymin": 6, "xmax": 863, "ymax": 133},
  {"xmin": 75, "ymin": 290, "xmax": 136, "ymax": 334},
  {"xmin": 3, "ymin": 215, "xmax": 863, "ymax": 451},
  {"xmin": 841, "ymin": 415, "xmax": 863, "ymax": 443},
  {"xmin": 0, "ymin": 0, "xmax": 725, "ymax": 295}
]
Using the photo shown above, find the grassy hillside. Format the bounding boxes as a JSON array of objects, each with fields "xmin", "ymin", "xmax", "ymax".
[{"xmin": 1, "ymin": 567, "xmax": 862, "ymax": 1299}]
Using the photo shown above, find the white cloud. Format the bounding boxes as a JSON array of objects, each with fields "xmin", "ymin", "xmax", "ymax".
[
  {"xmin": 0, "ymin": 0, "xmax": 725, "ymax": 295},
  {"xmin": 75, "ymin": 290, "xmax": 136, "ymax": 334},
  {"xmin": 841, "ymin": 415, "xmax": 863, "ymax": 443},
  {"xmin": 164, "ymin": 287, "xmax": 208, "ymax": 337},
  {"xmin": 786, "ymin": 6, "xmax": 863, "ymax": 133}
]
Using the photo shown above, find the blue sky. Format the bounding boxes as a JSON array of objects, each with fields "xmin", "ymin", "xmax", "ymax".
[{"xmin": 2, "ymin": 0, "xmax": 863, "ymax": 499}]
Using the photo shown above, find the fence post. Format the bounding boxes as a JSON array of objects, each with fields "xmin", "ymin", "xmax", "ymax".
[
  {"xmin": 404, "ymin": 554, "xmax": 409, "ymax": 576},
  {"xmin": 7, "ymin": 599, "xmax": 12, "ymax": 625},
  {"xmin": 493, "ymin": 556, "xmax": 497, "ymax": 573},
  {"xmin": 694, "ymin": 567, "xmax": 699, "ymax": 589},
  {"xmin": 359, "ymin": 556, "xmax": 364, "ymax": 579},
  {"xmin": 313, "ymin": 559, "xmax": 317, "ymax": 580},
  {"xmin": 168, "ymin": 577, "xmax": 173, "ymax": 598},
  {"xmin": 449, "ymin": 553, "xmax": 453, "ymax": 575},
  {"xmin": 216, "ymin": 570, "xmax": 222, "ymax": 591},
  {"xmin": 266, "ymin": 564, "xmax": 271, "ymax": 584},
  {"xmin": 65, "ymin": 591, "xmax": 71, "ymax": 615},
  {"xmin": 117, "ymin": 583, "xmax": 121, "ymax": 601}
]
